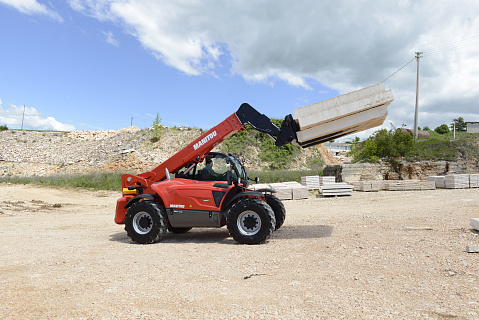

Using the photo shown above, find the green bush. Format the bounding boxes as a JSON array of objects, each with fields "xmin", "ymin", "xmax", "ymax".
[
  {"xmin": 434, "ymin": 124, "xmax": 450, "ymax": 134},
  {"xmin": 350, "ymin": 128, "xmax": 415, "ymax": 163},
  {"xmin": 0, "ymin": 125, "xmax": 8, "ymax": 131}
]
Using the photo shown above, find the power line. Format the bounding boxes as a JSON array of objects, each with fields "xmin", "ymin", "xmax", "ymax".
[
  {"xmin": 423, "ymin": 34, "xmax": 479, "ymax": 56},
  {"xmin": 381, "ymin": 57, "xmax": 416, "ymax": 83}
]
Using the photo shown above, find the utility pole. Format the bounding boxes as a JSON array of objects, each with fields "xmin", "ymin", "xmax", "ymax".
[
  {"xmin": 21, "ymin": 105, "xmax": 26, "ymax": 130},
  {"xmin": 131, "ymin": 117, "xmax": 133, "ymax": 127},
  {"xmin": 413, "ymin": 52, "xmax": 423, "ymax": 139}
]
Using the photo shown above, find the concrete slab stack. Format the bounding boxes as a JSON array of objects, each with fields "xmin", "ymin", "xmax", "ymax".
[
  {"xmin": 359, "ymin": 180, "xmax": 383, "ymax": 192},
  {"xmin": 384, "ymin": 180, "xmax": 421, "ymax": 191},
  {"xmin": 469, "ymin": 174, "xmax": 479, "ymax": 188},
  {"xmin": 419, "ymin": 181, "xmax": 436, "ymax": 190},
  {"xmin": 445, "ymin": 174, "xmax": 470, "ymax": 189},
  {"xmin": 268, "ymin": 183, "xmax": 293, "ymax": 200},
  {"xmin": 301, "ymin": 176, "xmax": 321, "ymax": 190},
  {"xmin": 320, "ymin": 182, "xmax": 354, "ymax": 196},
  {"xmin": 427, "ymin": 176, "xmax": 446, "ymax": 188},
  {"xmin": 319, "ymin": 176, "xmax": 336, "ymax": 185},
  {"xmin": 293, "ymin": 83, "xmax": 393, "ymax": 147}
]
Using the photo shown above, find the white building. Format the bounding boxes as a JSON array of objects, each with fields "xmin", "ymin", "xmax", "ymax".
[{"xmin": 466, "ymin": 122, "xmax": 479, "ymax": 133}]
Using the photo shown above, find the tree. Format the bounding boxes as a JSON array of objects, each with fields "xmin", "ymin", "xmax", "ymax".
[
  {"xmin": 423, "ymin": 126, "xmax": 431, "ymax": 131},
  {"xmin": 451, "ymin": 117, "xmax": 466, "ymax": 132},
  {"xmin": 150, "ymin": 113, "xmax": 163, "ymax": 142},
  {"xmin": 435, "ymin": 124, "xmax": 450, "ymax": 134}
]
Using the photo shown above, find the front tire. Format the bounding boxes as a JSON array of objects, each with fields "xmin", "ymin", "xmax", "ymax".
[
  {"xmin": 124, "ymin": 201, "xmax": 168, "ymax": 244},
  {"xmin": 226, "ymin": 198, "xmax": 276, "ymax": 244}
]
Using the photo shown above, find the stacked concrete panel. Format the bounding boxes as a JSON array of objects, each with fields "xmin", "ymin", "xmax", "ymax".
[
  {"xmin": 320, "ymin": 182, "xmax": 354, "ymax": 196},
  {"xmin": 301, "ymin": 175, "xmax": 321, "ymax": 190},
  {"xmin": 252, "ymin": 182, "xmax": 309, "ymax": 200},
  {"xmin": 445, "ymin": 174, "xmax": 470, "ymax": 189},
  {"xmin": 319, "ymin": 176, "xmax": 336, "ymax": 185},
  {"xmin": 469, "ymin": 174, "xmax": 479, "ymax": 188},
  {"xmin": 427, "ymin": 176, "xmax": 446, "ymax": 188},
  {"xmin": 268, "ymin": 183, "xmax": 292, "ymax": 200},
  {"xmin": 293, "ymin": 83, "xmax": 394, "ymax": 147},
  {"xmin": 384, "ymin": 180, "xmax": 421, "ymax": 191},
  {"xmin": 359, "ymin": 180, "xmax": 383, "ymax": 192},
  {"xmin": 419, "ymin": 181, "xmax": 436, "ymax": 190}
]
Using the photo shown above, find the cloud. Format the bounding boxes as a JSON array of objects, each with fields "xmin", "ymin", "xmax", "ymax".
[
  {"xmin": 0, "ymin": 103, "xmax": 75, "ymax": 131},
  {"xmin": 68, "ymin": 0, "xmax": 479, "ymax": 130},
  {"xmin": 103, "ymin": 30, "xmax": 119, "ymax": 46},
  {"xmin": 0, "ymin": 0, "xmax": 63, "ymax": 22}
]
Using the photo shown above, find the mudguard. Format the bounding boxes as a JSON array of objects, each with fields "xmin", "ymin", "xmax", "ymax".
[
  {"xmin": 124, "ymin": 193, "xmax": 159, "ymax": 209},
  {"xmin": 222, "ymin": 190, "xmax": 265, "ymax": 210}
]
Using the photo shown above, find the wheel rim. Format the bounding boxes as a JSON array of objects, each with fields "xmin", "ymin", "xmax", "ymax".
[
  {"xmin": 132, "ymin": 211, "xmax": 153, "ymax": 235},
  {"xmin": 237, "ymin": 210, "xmax": 261, "ymax": 236}
]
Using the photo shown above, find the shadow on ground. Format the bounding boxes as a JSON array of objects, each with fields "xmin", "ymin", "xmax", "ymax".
[{"xmin": 110, "ymin": 224, "xmax": 333, "ymax": 244}]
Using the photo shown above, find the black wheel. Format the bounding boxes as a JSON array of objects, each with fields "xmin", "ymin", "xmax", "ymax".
[
  {"xmin": 265, "ymin": 194, "xmax": 286, "ymax": 230},
  {"xmin": 226, "ymin": 198, "xmax": 276, "ymax": 244},
  {"xmin": 167, "ymin": 226, "xmax": 193, "ymax": 234},
  {"xmin": 124, "ymin": 201, "xmax": 168, "ymax": 244}
]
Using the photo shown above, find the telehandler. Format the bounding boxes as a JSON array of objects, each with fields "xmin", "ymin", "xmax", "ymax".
[{"xmin": 115, "ymin": 84, "xmax": 393, "ymax": 244}]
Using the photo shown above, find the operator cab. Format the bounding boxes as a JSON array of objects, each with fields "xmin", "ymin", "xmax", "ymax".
[{"xmin": 175, "ymin": 152, "xmax": 251, "ymax": 187}]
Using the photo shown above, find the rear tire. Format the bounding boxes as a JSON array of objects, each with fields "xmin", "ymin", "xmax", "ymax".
[
  {"xmin": 265, "ymin": 194, "xmax": 286, "ymax": 230},
  {"xmin": 124, "ymin": 201, "xmax": 168, "ymax": 244},
  {"xmin": 226, "ymin": 198, "xmax": 275, "ymax": 244}
]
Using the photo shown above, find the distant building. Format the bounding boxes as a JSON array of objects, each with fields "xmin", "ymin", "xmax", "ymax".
[
  {"xmin": 325, "ymin": 142, "xmax": 351, "ymax": 154},
  {"xmin": 466, "ymin": 122, "xmax": 479, "ymax": 133}
]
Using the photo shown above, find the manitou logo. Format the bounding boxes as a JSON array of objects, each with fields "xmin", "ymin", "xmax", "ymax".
[{"xmin": 193, "ymin": 131, "xmax": 217, "ymax": 150}]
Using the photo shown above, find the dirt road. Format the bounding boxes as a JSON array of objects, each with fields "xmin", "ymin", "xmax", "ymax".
[{"xmin": 1, "ymin": 183, "xmax": 478, "ymax": 319}]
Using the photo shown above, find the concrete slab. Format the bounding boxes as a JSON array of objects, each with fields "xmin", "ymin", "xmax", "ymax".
[
  {"xmin": 293, "ymin": 83, "xmax": 394, "ymax": 130},
  {"xmin": 296, "ymin": 104, "xmax": 388, "ymax": 146}
]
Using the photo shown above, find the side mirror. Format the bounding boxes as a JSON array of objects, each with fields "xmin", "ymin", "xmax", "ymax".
[{"xmin": 254, "ymin": 177, "xmax": 260, "ymax": 184}]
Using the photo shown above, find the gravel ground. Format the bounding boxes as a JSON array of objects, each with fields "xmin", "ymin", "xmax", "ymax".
[{"xmin": 1, "ymin": 184, "xmax": 478, "ymax": 319}]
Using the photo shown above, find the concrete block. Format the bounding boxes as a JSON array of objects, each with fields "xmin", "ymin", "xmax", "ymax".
[
  {"xmin": 471, "ymin": 218, "xmax": 479, "ymax": 231},
  {"xmin": 445, "ymin": 174, "xmax": 470, "ymax": 189},
  {"xmin": 427, "ymin": 176, "xmax": 445, "ymax": 188},
  {"xmin": 274, "ymin": 187, "xmax": 293, "ymax": 200},
  {"xmin": 466, "ymin": 245, "xmax": 479, "ymax": 253},
  {"xmin": 292, "ymin": 186, "xmax": 309, "ymax": 200},
  {"xmin": 469, "ymin": 174, "xmax": 479, "ymax": 188}
]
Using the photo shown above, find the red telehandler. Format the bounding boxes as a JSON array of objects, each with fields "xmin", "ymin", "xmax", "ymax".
[
  {"xmin": 115, "ymin": 85, "xmax": 393, "ymax": 244},
  {"xmin": 115, "ymin": 103, "xmax": 299, "ymax": 244}
]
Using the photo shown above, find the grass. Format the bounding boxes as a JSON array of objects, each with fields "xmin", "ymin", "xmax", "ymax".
[
  {"xmin": 406, "ymin": 133, "xmax": 479, "ymax": 162},
  {"xmin": 0, "ymin": 171, "xmax": 128, "ymax": 191},
  {"xmin": 0, "ymin": 167, "xmax": 325, "ymax": 190}
]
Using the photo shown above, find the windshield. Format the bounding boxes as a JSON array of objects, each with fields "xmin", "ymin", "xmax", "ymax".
[{"xmin": 227, "ymin": 154, "xmax": 247, "ymax": 180}]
